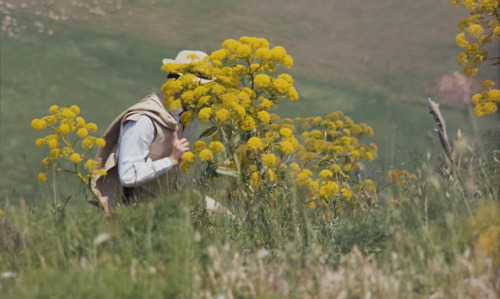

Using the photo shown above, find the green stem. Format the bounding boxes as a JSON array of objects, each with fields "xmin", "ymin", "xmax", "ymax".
[{"xmin": 52, "ymin": 166, "xmax": 57, "ymax": 218}]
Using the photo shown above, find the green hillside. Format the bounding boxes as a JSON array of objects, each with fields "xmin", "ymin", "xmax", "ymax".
[{"xmin": 1, "ymin": 0, "xmax": 498, "ymax": 201}]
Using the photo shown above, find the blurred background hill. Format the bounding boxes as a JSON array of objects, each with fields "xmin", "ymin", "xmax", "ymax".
[{"xmin": 1, "ymin": 0, "xmax": 498, "ymax": 203}]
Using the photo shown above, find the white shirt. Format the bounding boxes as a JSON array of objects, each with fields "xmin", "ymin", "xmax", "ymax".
[
  {"xmin": 118, "ymin": 115, "xmax": 173, "ymax": 187},
  {"xmin": 117, "ymin": 113, "xmax": 197, "ymax": 187}
]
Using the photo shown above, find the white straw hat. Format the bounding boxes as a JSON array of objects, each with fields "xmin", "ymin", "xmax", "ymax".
[
  {"xmin": 162, "ymin": 50, "xmax": 208, "ymax": 65},
  {"xmin": 162, "ymin": 50, "xmax": 212, "ymax": 83}
]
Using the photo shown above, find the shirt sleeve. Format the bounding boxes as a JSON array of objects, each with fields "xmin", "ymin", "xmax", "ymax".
[{"xmin": 118, "ymin": 114, "xmax": 173, "ymax": 187}]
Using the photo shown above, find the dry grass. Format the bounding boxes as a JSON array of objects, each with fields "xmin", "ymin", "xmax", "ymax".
[{"xmin": 194, "ymin": 243, "xmax": 499, "ymax": 298}]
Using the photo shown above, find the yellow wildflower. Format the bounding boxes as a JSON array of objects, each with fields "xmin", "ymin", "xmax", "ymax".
[
  {"xmin": 240, "ymin": 116, "xmax": 256, "ymax": 131},
  {"xmin": 365, "ymin": 151, "xmax": 375, "ymax": 161},
  {"xmin": 215, "ymin": 108, "xmax": 231, "ymax": 124},
  {"xmin": 236, "ymin": 44, "xmax": 252, "ymax": 58},
  {"xmin": 456, "ymin": 32, "xmax": 469, "ymax": 48},
  {"xmin": 49, "ymin": 105, "xmax": 60, "ymax": 114},
  {"xmin": 35, "ymin": 138, "xmax": 45, "ymax": 147},
  {"xmin": 267, "ymin": 169, "xmax": 277, "ymax": 182},
  {"xmin": 209, "ymin": 141, "xmax": 225, "ymax": 154},
  {"xmin": 82, "ymin": 137, "xmax": 94, "ymax": 150},
  {"xmin": 343, "ymin": 162, "xmax": 353, "ymax": 172},
  {"xmin": 319, "ymin": 169, "xmax": 333, "ymax": 180},
  {"xmin": 193, "ymin": 140, "xmax": 207, "ymax": 154},
  {"xmin": 456, "ymin": 52, "xmax": 468, "ymax": 65},
  {"xmin": 255, "ymin": 47, "xmax": 271, "ymax": 60},
  {"xmin": 278, "ymin": 73, "xmax": 293, "ymax": 84},
  {"xmin": 283, "ymin": 55, "xmax": 294, "ymax": 68},
  {"xmin": 61, "ymin": 108, "xmax": 76, "ymax": 118},
  {"xmin": 482, "ymin": 80, "xmax": 495, "ymax": 88},
  {"xmin": 48, "ymin": 139, "xmax": 59, "ymax": 149},
  {"xmin": 238, "ymin": 92, "xmax": 252, "ymax": 108},
  {"xmin": 257, "ymin": 110, "xmax": 271, "ymax": 124},
  {"xmin": 222, "ymin": 93, "xmax": 239, "ymax": 108},
  {"xmin": 468, "ymin": 24, "xmax": 483, "ymax": 39},
  {"xmin": 58, "ymin": 124, "xmax": 70, "ymax": 135},
  {"xmin": 250, "ymin": 171, "xmax": 262, "ymax": 189},
  {"xmin": 232, "ymin": 104, "xmax": 246, "ymax": 118},
  {"xmin": 494, "ymin": 25, "xmax": 500, "ymax": 38},
  {"xmin": 279, "ymin": 127, "xmax": 293, "ymax": 138},
  {"xmin": 259, "ymin": 97, "xmax": 273, "ymax": 110},
  {"xmin": 92, "ymin": 169, "xmax": 107, "ymax": 176},
  {"xmin": 254, "ymin": 74, "xmax": 271, "ymax": 89},
  {"xmin": 349, "ymin": 150, "xmax": 363, "ymax": 160},
  {"xmin": 87, "ymin": 122, "xmax": 98, "ymax": 132},
  {"xmin": 297, "ymin": 168, "xmax": 312, "ymax": 184},
  {"xmin": 488, "ymin": 89, "xmax": 500, "ymax": 102},
  {"xmin": 310, "ymin": 129, "xmax": 322, "ymax": 139},
  {"xmin": 198, "ymin": 107, "xmax": 213, "ymax": 122},
  {"xmin": 181, "ymin": 110, "xmax": 195, "ymax": 126},
  {"xmin": 199, "ymin": 149, "xmax": 214, "ymax": 162},
  {"xmin": 270, "ymin": 46, "xmax": 286, "ymax": 61},
  {"xmin": 341, "ymin": 188, "xmax": 352, "ymax": 201},
  {"xmin": 363, "ymin": 179, "xmax": 377, "ymax": 193},
  {"xmin": 287, "ymin": 86, "xmax": 299, "ymax": 101},
  {"xmin": 76, "ymin": 116, "xmax": 86, "ymax": 126},
  {"xmin": 77, "ymin": 128, "xmax": 89, "ymax": 138},
  {"xmin": 38, "ymin": 173, "xmax": 47, "ymax": 182},
  {"xmin": 262, "ymin": 153, "xmax": 277, "ymax": 167},
  {"xmin": 70, "ymin": 105, "xmax": 80, "ymax": 115},
  {"xmin": 69, "ymin": 153, "xmax": 82, "ymax": 164},
  {"xmin": 280, "ymin": 140, "xmax": 295, "ymax": 155},
  {"xmin": 247, "ymin": 137, "xmax": 264, "ymax": 152},
  {"xmin": 210, "ymin": 48, "xmax": 229, "ymax": 62},
  {"xmin": 50, "ymin": 148, "xmax": 60, "ymax": 158},
  {"xmin": 311, "ymin": 116, "xmax": 322, "ymax": 125},
  {"xmin": 95, "ymin": 138, "xmax": 106, "ymax": 148},
  {"xmin": 31, "ymin": 119, "xmax": 47, "ymax": 130},
  {"xmin": 182, "ymin": 151, "xmax": 196, "ymax": 163},
  {"xmin": 273, "ymin": 78, "xmax": 290, "ymax": 93},
  {"xmin": 179, "ymin": 161, "xmax": 189, "ymax": 173},
  {"xmin": 290, "ymin": 163, "xmax": 301, "ymax": 172},
  {"xmin": 84, "ymin": 159, "xmax": 98, "ymax": 170},
  {"xmin": 319, "ymin": 181, "xmax": 339, "ymax": 198}
]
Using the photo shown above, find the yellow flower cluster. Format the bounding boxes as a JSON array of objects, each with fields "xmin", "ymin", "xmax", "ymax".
[
  {"xmin": 179, "ymin": 140, "xmax": 226, "ymax": 173},
  {"xmin": 467, "ymin": 202, "xmax": 500, "ymax": 267},
  {"xmin": 471, "ymin": 80, "xmax": 500, "ymax": 116},
  {"xmin": 279, "ymin": 113, "xmax": 377, "ymax": 211},
  {"xmin": 32, "ymin": 104, "xmax": 107, "ymax": 183},
  {"xmin": 162, "ymin": 36, "xmax": 378, "ymax": 215},
  {"xmin": 161, "ymin": 36, "xmax": 299, "ymax": 136},
  {"xmin": 451, "ymin": 0, "xmax": 500, "ymax": 116},
  {"xmin": 387, "ymin": 170, "xmax": 417, "ymax": 184}
]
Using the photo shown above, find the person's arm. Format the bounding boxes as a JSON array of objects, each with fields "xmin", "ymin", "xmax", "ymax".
[{"xmin": 118, "ymin": 115, "xmax": 189, "ymax": 187}]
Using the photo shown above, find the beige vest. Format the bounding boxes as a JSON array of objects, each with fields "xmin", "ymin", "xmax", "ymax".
[{"xmin": 91, "ymin": 92, "xmax": 187, "ymax": 211}]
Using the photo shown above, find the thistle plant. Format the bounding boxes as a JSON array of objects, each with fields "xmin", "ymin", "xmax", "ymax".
[
  {"xmin": 451, "ymin": 0, "xmax": 500, "ymax": 116},
  {"xmin": 31, "ymin": 105, "xmax": 108, "ymax": 215},
  {"xmin": 162, "ymin": 36, "xmax": 378, "ymax": 219}
]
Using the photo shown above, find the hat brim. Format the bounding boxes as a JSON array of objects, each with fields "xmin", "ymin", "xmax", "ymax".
[
  {"xmin": 162, "ymin": 58, "xmax": 175, "ymax": 65},
  {"xmin": 162, "ymin": 50, "xmax": 214, "ymax": 84}
]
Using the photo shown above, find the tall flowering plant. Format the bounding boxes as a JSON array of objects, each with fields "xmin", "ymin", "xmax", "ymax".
[
  {"xmin": 32, "ymin": 105, "xmax": 109, "ymax": 216},
  {"xmin": 162, "ymin": 36, "xmax": 378, "ymax": 218},
  {"xmin": 451, "ymin": 0, "xmax": 500, "ymax": 116}
]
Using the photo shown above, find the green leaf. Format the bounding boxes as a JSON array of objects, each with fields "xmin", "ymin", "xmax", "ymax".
[
  {"xmin": 215, "ymin": 167, "xmax": 239, "ymax": 177},
  {"xmin": 199, "ymin": 125, "xmax": 218, "ymax": 138}
]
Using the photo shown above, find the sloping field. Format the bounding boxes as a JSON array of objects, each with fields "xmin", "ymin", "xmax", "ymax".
[{"xmin": 0, "ymin": 0, "xmax": 498, "ymax": 200}]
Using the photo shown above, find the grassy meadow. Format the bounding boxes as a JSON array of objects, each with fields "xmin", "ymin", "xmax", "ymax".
[{"xmin": 1, "ymin": 1, "xmax": 499, "ymax": 297}]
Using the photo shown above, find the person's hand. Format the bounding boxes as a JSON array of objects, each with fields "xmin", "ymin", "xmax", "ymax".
[{"xmin": 168, "ymin": 131, "xmax": 190, "ymax": 166}]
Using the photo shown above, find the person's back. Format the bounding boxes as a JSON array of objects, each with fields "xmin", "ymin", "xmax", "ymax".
[{"xmin": 91, "ymin": 50, "xmax": 208, "ymax": 210}]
